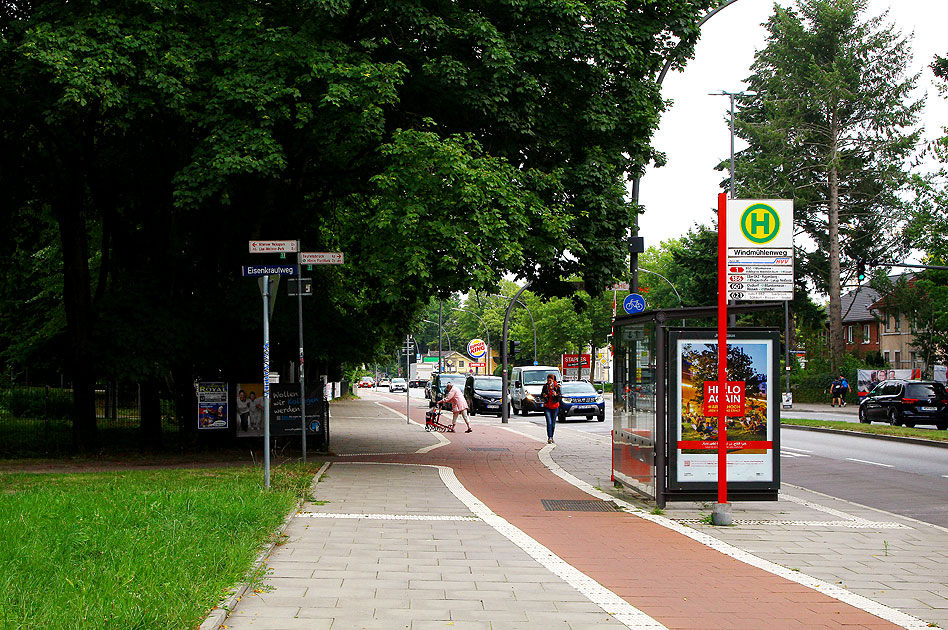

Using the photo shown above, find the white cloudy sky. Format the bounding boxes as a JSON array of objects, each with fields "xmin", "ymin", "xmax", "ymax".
[{"xmin": 636, "ymin": 0, "xmax": 948, "ymax": 248}]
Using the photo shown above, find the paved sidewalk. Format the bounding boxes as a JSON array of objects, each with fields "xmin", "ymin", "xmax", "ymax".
[{"xmin": 209, "ymin": 395, "xmax": 946, "ymax": 629}]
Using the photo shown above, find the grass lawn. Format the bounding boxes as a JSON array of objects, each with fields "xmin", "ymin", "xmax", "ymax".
[
  {"xmin": 0, "ymin": 463, "xmax": 321, "ymax": 629},
  {"xmin": 782, "ymin": 417, "xmax": 948, "ymax": 442}
]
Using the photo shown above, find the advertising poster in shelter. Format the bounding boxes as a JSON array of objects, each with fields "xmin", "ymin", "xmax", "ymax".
[
  {"xmin": 676, "ymin": 338, "xmax": 774, "ymax": 483},
  {"xmin": 197, "ymin": 382, "xmax": 229, "ymax": 430}
]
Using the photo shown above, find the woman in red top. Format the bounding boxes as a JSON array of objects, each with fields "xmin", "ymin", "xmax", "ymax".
[{"xmin": 540, "ymin": 373, "xmax": 561, "ymax": 444}]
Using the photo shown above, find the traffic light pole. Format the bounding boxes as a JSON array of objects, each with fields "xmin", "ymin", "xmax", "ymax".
[{"xmin": 501, "ymin": 281, "xmax": 531, "ymax": 424}]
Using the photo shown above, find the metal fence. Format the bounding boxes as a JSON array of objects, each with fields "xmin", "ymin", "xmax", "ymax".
[{"xmin": 0, "ymin": 383, "xmax": 177, "ymax": 456}]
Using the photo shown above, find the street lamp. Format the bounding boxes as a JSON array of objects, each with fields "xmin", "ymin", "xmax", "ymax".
[
  {"xmin": 452, "ymin": 308, "xmax": 491, "ymax": 375},
  {"xmin": 420, "ymin": 319, "xmax": 452, "ymax": 356},
  {"xmin": 710, "ymin": 90, "xmax": 756, "ymax": 198}
]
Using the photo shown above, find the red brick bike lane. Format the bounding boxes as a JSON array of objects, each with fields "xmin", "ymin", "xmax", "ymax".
[{"xmin": 360, "ymin": 399, "xmax": 903, "ymax": 630}]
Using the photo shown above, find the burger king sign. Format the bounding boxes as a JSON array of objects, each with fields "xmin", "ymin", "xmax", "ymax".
[{"xmin": 467, "ymin": 338, "xmax": 487, "ymax": 359}]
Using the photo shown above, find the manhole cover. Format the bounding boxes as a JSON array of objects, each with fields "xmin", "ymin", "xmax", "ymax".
[
  {"xmin": 467, "ymin": 447, "xmax": 510, "ymax": 452},
  {"xmin": 541, "ymin": 499, "xmax": 619, "ymax": 512}
]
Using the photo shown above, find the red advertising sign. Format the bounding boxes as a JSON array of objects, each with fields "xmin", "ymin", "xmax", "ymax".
[
  {"xmin": 562, "ymin": 354, "xmax": 591, "ymax": 369},
  {"xmin": 702, "ymin": 381, "xmax": 745, "ymax": 417}
]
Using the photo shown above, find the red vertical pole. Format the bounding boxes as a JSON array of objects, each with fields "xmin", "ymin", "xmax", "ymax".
[{"xmin": 717, "ymin": 192, "xmax": 728, "ymax": 505}]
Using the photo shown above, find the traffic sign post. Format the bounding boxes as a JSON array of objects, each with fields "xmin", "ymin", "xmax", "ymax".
[{"xmin": 715, "ymin": 193, "xmax": 730, "ymax": 524}]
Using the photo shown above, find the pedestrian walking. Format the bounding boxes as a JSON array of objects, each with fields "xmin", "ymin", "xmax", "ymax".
[
  {"xmin": 830, "ymin": 376, "xmax": 842, "ymax": 407},
  {"xmin": 540, "ymin": 373, "xmax": 562, "ymax": 444},
  {"xmin": 839, "ymin": 375, "xmax": 849, "ymax": 407},
  {"xmin": 436, "ymin": 383, "xmax": 472, "ymax": 433}
]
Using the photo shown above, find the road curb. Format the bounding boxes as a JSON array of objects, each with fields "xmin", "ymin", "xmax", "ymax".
[{"xmin": 783, "ymin": 423, "xmax": 948, "ymax": 449}]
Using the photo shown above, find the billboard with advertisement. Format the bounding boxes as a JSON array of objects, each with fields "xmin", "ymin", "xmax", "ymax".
[
  {"xmin": 562, "ymin": 354, "xmax": 591, "ymax": 381},
  {"xmin": 856, "ymin": 368, "xmax": 923, "ymax": 397},
  {"xmin": 667, "ymin": 329, "xmax": 780, "ymax": 496},
  {"xmin": 234, "ymin": 382, "xmax": 323, "ymax": 437},
  {"xmin": 197, "ymin": 382, "xmax": 229, "ymax": 430}
]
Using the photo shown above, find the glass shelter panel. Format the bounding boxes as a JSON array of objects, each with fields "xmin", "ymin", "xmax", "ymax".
[{"xmin": 612, "ymin": 322, "xmax": 657, "ymax": 498}]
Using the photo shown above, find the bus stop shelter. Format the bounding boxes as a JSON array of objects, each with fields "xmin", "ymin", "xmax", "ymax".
[{"xmin": 611, "ymin": 303, "xmax": 784, "ymax": 508}]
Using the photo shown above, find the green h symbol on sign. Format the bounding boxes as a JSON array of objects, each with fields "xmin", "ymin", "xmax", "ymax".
[{"xmin": 740, "ymin": 204, "xmax": 780, "ymax": 244}]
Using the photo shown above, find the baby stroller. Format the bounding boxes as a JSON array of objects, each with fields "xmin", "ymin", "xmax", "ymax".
[{"xmin": 425, "ymin": 404, "xmax": 455, "ymax": 432}]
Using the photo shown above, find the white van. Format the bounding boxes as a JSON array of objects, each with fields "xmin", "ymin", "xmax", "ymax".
[{"xmin": 510, "ymin": 366, "xmax": 563, "ymax": 415}]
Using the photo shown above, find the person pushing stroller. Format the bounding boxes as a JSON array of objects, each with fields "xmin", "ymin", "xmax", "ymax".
[{"xmin": 434, "ymin": 382, "xmax": 473, "ymax": 433}]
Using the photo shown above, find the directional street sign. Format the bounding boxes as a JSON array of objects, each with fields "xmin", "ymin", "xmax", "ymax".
[
  {"xmin": 249, "ymin": 240, "xmax": 298, "ymax": 253},
  {"xmin": 242, "ymin": 264, "xmax": 299, "ymax": 277},
  {"xmin": 622, "ymin": 293, "xmax": 646, "ymax": 314},
  {"xmin": 725, "ymin": 199, "xmax": 794, "ymax": 301},
  {"xmin": 300, "ymin": 252, "xmax": 344, "ymax": 265}
]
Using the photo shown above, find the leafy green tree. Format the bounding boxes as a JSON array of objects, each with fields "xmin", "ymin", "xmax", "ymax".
[
  {"xmin": 0, "ymin": 0, "xmax": 716, "ymax": 449},
  {"xmin": 730, "ymin": 0, "xmax": 923, "ymax": 372}
]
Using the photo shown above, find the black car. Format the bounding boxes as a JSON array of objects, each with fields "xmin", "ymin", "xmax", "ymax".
[
  {"xmin": 464, "ymin": 375, "xmax": 504, "ymax": 416},
  {"xmin": 859, "ymin": 379, "xmax": 948, "ymax": 429}
]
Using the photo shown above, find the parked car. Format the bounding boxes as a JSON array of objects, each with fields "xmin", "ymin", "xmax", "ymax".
[
  {"xmin": 858, "ymin": 379, "xmax": 948, "ymax": 429},
  {"xmin": 358, "ymin": 377, "xmax": 375, "ymax": 388},
  {"xmin": 464, "ymin": 375, "xmax": 504, "ymax": 416},
  {"xmin": 389, "ymin": 378, "xmax": 407, "ymax": 393},
  {"xmin": 556, "ymin": 380, "xmax": 605, "ymax": 422},
  {"xmin": 509, "ymin": 366, "xmax": 563, "ymax": 415},
  {"xmin": 428, "ymin": 373, "xmax": 468, "ymax": 407}
]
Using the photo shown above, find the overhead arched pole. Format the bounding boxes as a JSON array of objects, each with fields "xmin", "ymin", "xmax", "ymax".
[{"xmin": 631, "ymin": 0, "xmax": 745, "ymax": 293}]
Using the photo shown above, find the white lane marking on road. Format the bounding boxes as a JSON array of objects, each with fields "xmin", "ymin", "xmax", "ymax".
[
  {"xmin": 782, "ymin": 446, "xmax": 814, "ymax": 453},
  {"xmin": 333, "ymin": 461, "xmax": 666, "ymax": 630},
  {"xmin": 537, "ymin": 448, "xmax": 928, "ymax": 630},
  {"xmin": 846, "ymin": 457, "xmax": 894, "ymax": 468},
  {"xmin": 780, "ymin": 451, "xmax": 809, "ymax": 458}
]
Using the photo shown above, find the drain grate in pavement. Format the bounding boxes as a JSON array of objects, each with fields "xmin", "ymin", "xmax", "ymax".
[
  {"xmin": 467, "ymin": 447, "xmax": 510, "ymax": 452},
  {"xmin": 541, "ymin": 499, "xmax": 619, "ymax": 512}
]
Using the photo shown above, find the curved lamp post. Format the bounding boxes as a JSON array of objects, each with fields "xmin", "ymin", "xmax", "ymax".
[{"xmin": 630, "ymin": 0, "xmax": 745, "ymax": 293}]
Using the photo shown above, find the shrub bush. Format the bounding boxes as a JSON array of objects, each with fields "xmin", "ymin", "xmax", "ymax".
[{"xmin": 0, "ymin": 387, "xmax": 73, "ymax": 419}]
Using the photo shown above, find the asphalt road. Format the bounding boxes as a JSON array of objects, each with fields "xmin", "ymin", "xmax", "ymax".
[
  {"xmin": 371, "ymin": 387, "xmax": 948, "ymax": 527},
  {"xmin": 780, "ymin": 427, "xmax": 948, "ymax": 528}
]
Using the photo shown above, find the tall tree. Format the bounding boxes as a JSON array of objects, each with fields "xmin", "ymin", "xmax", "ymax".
[
  {"xmin": 730, "ymin": 0, "xmax": 923, "ymax": 371},
  {"xmin": 1, "ymin": 0, "xmax": 716, "ymax": 448}
]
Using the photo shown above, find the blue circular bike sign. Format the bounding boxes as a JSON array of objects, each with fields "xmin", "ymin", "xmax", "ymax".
[{"xmin": 622, "ymin": 293, "xmax": 646, "ymax": 314}]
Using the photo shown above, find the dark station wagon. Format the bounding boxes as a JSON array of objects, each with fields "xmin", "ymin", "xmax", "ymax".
[{"xmin": 858, "ymin": 379, "xmax": 948, "ymax": 429}]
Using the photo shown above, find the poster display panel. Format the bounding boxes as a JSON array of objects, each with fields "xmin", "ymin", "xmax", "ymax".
[
  {"xmin": 856, "ymin": 368, "xmax": 923, "ymax": 397},
  {"xmin": 197, "ymin": 382, "xmax": 229, "ymax": 430},
  {"xmin": 667, "ymin": 330, "xmax": 780, "ymax": 494}
]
